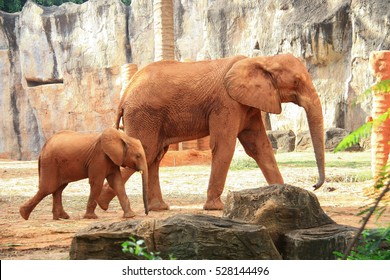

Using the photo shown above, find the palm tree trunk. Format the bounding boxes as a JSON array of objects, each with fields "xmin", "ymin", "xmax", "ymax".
[
  {"xmin": 369, "ymin": 51, "xmax": 390, "ymax": 181},
  {"xmin": 153, "ymin": 0, "xmax": 175, "ymax": 61}
]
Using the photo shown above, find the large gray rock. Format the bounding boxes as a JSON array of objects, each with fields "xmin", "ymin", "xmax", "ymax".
[
  {"xmin": 70, "ymin": 214, "xmax": 282, "ymax": 260},
  {"xmin": 223, "ymin": 185, "xmax": 335, "ymax": 242},
  {"xmin": 267, "ymin": 130, "xmax": 296, "ymax": 152},
  {"xmin": 295, "ymin": 130, "xmax": 313, "ymax": 151},
  {"xmin": 69, "ymin": 219, "xmax": 145, "ymax": 260},
  {"xmin": 281, "ymin": 224, "xmax": 357, "ymax": 260},
  {"xmin": 325, "ymin": 127, "xmax": 362, "ymax": 151},
  {"xmin": 151, "ymin": 214, "xmax": 282, "ymax": 260},
  {"xmin": 222, "ymin": 184, "xmax": 357, "ymax": 259},
  {"xmin": 296, "ymin": 128, "xmax": 363, "ymax": 151}
]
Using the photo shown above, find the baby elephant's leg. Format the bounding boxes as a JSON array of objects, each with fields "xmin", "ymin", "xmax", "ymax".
[
  {"xmin": 19, "ymin": 189, "xmax": 50, "ymax": 220},
  {"xmin": 83, "ymin": 178, "xmax": 104, "ymax": 219},
  {"xmin": 107, "ymin": 172, "xmax": 135, "ymax": 218},
  {"xmin": 52, "ymin": 184, "xmax": 70, "ymax": 220}
]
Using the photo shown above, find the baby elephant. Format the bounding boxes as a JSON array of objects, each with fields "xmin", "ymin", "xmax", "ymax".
[{"xmin": 19, "ymin": 127, "xmax": 148, "ymax": 220}]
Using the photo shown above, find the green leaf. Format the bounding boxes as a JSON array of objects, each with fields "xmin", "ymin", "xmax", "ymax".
[
  {"xmin": 335, "ymin": 109, "xmax": 390, "ymax": 153},
  {"xmin": 334, "ymin": 122, "xmax": 373, "ymax": 152},
  {"xmin": 356, "ymin": 79, "xmax": 390, "ymax": 104}
]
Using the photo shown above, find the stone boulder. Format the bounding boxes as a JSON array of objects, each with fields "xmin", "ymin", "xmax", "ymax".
[
  {"xmin": 267, "ymin": 130, "xmax": 296, "ymax": 153},
  {"xmin": 296, "ymin": 128, "xmax": 363, "ymax": 151},
  {"xmin": 295, "ymin": 131, "xmax": 313, "ymax": 151},
  {"xmin": 223, "ymin": 185, "xmax": 335, "ymax": 241},
  {"xmin": 325, "ymin": 128, "xmax": 362, "ymax": 151},
  {"xmin": 151, "ymin": 214, "xmax": 281, "ymax": 260},
  {"xmin": 69, "ymin": 219, "xmax": 146, "ymax": 260},
  {"xmin": 222, "ymin": 184, "xmax": 357, "ymax": 259},
  {"xmin": 281, "ymin": 224, "xmax": 356, "ymax": 260},
  {"xmin": 70, "ymin": 214, "xmax": 282, "ymax": 260}
]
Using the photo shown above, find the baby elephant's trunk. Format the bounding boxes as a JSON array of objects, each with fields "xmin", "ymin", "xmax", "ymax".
[{"xmin": 141, "ymin": 170, "xmax": 149, "ymax": 215}]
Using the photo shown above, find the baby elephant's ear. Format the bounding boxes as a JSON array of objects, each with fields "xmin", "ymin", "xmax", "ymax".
[{"xmin": 101, "ymin": 128, "xmax": 125, "ymax": 167}]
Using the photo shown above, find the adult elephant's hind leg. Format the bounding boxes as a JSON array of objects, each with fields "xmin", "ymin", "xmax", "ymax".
[
  {"xmin": 238, "ymin": 119, "xmax": 284, "ymax": 185},
  {"xmin": 96, "ymin": 168, "xmax": 134, "ymax": 210},
  {"xmin": 204, "ymin": 133, "xmax": 237, "ymax": 210}
]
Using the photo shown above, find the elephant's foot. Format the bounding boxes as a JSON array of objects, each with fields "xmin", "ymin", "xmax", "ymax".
[
  {"xmin": 148, "ymin": 198, "xmax": 170, "ymax": 211},
  {"xmin": 203, "ymin": 197, "xmax": 224, "ymax": 210},
  {"xmin": 53, "ymin": 211, "xmax": 70, "ymax": 220},
  {"xmin": 19, "ymin": 206, "xmax": 31, "ymax": 220},
  {"xmin": 83, "ymin": 212, "xmax": 98, "ymax": 219},
  {"xmin": 96, "ymin": 198, "xmax": 110, "ymax": 211},
  {"xmin": 122, "ymin": 210, "xmax": 136, "ymax": 219}
]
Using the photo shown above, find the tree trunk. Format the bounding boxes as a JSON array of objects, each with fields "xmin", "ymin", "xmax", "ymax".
[
  {"xmin": 153, "ymin": 0, "xmax": 175, "ymax": 61},
  {"xmin": 369, "ymin": 51, "xmax": 390, "ymax": 181}
]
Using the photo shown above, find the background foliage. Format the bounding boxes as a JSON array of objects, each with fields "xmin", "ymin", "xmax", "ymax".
[{"xmin": 0, "ymin": 0, "xmax": 131, "ymax": 13}]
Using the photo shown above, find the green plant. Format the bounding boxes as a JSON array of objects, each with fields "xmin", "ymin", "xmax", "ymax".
[
  {"xmin": 334, "ymin": 228, "xmax": 390, "ymax": 260},
  {"xmin": 122, "ymin": 237, "xmax": 176, "ymax": 260}
]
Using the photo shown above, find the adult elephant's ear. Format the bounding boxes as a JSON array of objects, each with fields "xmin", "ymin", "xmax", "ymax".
[
  {"xmin": 224, "ymin": 57, "xmax": 282, "ymax": 114},
  {"xmin": 101, "ymin": 128, "xmax": 126, "ymax": 167}
]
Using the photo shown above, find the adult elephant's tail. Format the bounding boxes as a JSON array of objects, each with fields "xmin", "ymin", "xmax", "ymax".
[{"xmin": 115, "ymin": 107, "xmax": 124, "ymax": 130}]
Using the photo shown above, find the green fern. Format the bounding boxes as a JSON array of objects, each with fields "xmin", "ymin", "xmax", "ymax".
[
  {"xmin": 334, "ymin": 109, "xmax": 389, "ymax": 152},
  {"xmin": 356, "ymin": 79, "xmax": 390, "ymax": 104}
]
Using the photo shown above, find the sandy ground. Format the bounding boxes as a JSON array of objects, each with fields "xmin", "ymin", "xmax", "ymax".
[{"xmin": 0, "ymin": 150, "xmax": 388, "ymax": 260}]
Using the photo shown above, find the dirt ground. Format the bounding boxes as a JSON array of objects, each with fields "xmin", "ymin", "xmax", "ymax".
[{"xmin": 0, "ymin": 150, "xmax": 389, "ymax": 260}]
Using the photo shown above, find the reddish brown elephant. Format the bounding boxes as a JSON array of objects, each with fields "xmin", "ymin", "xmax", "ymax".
[
  {"xmin": 19, "ymin": 128, "xmax": 148, "ymax": 220},
  {"xmin": 97, "ymin": 54, "xmax": 325, "ymax": 212}
]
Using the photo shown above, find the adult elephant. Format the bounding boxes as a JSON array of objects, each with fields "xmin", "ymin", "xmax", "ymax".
[{"xmin": 97, "ymin": 54, "xmax": 325, "ymax": 211}]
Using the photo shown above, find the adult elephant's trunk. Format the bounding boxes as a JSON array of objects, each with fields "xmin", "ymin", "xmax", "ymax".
[
  {"xmin": 141, "ymin": 169, "xmax": 149, "ymax": 215},
  {"xmin": 303, "ymin": 95, "xmax": 325, "ymax": 190}
]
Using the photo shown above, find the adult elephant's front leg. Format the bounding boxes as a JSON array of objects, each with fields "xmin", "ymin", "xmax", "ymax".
[{"xmin": 204, "ymin": 134, "xmax": 237, "ymax": 210}]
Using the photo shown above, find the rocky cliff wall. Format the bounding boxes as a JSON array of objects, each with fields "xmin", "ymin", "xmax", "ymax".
[
  {"xmin": 0, "ymin": 0, "xmax": 389, "ymax": 159},
  {"xmin": 0, "ymin": 0, "xmax": 127, "ymax": 159}
]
